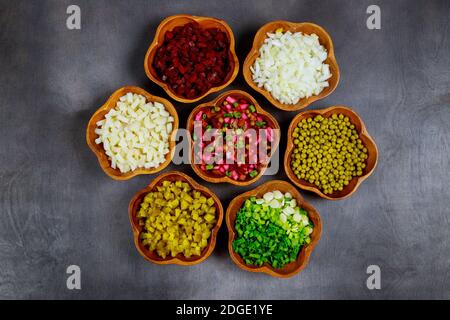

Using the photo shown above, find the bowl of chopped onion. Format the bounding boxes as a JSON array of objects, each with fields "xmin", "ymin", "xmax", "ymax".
[
  {"xmin": 243, "ymin": 21, "xmax": 340, "ymax": 111},
  {"xmin": 226, "ymin": 180, "xmax": 322, "ymax": 278},
  {"xmin": 86, "ymin": 86, "xmax": 179, "ymax": 180}
]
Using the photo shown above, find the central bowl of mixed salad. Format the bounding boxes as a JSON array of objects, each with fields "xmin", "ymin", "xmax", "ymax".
[{"xmin": 187, "ymin": 90, "xmax": 280, "ymax": 185}]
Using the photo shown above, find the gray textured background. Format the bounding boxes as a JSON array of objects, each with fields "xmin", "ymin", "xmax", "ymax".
[{"xmin": 0, "ymin": 0, "xmax": 449, "ymax": 300}]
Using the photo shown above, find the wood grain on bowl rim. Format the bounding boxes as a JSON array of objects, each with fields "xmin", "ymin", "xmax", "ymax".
[
  {"xmin": 128, "ymin": 171, "xmax": 224, "ymax": 266},
  {"xmin": 86, "ymin": 86, "xmax": 179, "ymax": 181},
  {"xmin": 284, "ymin": 105, "xmax": 379, "ymax": 200},
  {"xmin": 243, "ymin": 20, "xmax": 340, "ymax": 112},
  {"xmin": 186, "ymin": 90, "xmax": 281, "ymax": 186},
  {"xmin": 144, "ymin": 14, "xmax": 239, "ymax": 103},
  {"xmin": 226, "ymin": 180, "xmax": 322, "ymax": 278}
]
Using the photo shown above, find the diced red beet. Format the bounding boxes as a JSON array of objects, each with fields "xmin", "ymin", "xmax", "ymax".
[{"xmin": 153, "ymin": 22, "xmax": 230, "ymax": 99}]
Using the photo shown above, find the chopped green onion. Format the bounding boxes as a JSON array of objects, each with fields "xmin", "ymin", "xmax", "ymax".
[
  {"xmin": 249, "ymin": 105, "xmax": 256, "ymax": 113},
  {"xmin": 232, "ymin": 191, "xmax": 313, "ymax": 269},
  {"xmin": 249, "ymin": 170, "xmax": 259, "ymax": 178},
  {"xmin": 256, "ymin": 121, "xmax": 266, "ymax": 128},
  {"xmin": 206, "ymin": 164, "xmax": 214, "ymax": 170}
]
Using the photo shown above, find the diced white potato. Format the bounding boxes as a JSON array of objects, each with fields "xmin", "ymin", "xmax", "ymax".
[{"xmin": 95, "ymin": 93, "xmax": 173, "ymax": 173}]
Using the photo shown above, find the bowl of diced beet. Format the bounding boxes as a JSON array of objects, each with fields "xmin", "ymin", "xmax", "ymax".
[
  {"xmin": 145, "ymin": 15, "xmax": 239, "ymax": 103},
  {"xmin": 187, "ymin": 90, "xmax": 280, "ymax": 186}
]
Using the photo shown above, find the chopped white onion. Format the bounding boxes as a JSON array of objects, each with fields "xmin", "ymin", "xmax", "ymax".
[{"xmin": 251, "ymin": 30, "xmax": 332, "ymax": 105}]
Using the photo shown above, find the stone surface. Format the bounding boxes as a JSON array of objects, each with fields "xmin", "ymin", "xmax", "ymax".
[{"xmin": 0, "ymin": 0, "xmax": 449, "ymax": 299}]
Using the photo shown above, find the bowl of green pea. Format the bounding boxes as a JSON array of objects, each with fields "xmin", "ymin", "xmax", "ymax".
[{"xmin": 284, "ymin": 106, "xmax": 378, "ymax": 200}]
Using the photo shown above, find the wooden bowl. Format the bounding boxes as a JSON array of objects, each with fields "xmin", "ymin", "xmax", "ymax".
[
  {"xmin": 144, "ymin": 15, "xmax": 239, "ymax": 103},
  {"xmin": 284, "ymin": 106, "xmax": 378, "ymax": 200},
  {"xmin": 226, "ymin": 180, "xmax": 322, "ymax": 278},
  {"xmin": 243, "ymin": 21, "xmax": 340, "ymax": 112},
  {"xmin": 128, "ymin": 171, "xmax": 224, "ymax": 265},
  {"xmin": 86, "ymin": 86, "xmax": 179, "ymax": 181},
  {"xmin": 186, "ymin": 90, "xmax": 280, "ymax": 186}
]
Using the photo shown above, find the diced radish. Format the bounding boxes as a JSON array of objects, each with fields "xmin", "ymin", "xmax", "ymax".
[
  {"xmin": 226, "ymin": 96, "xmax": 237, "ymax": 104},
  {"xmin": 195, "ymin": 112, "xmax": 203, "ymax": 121}
]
